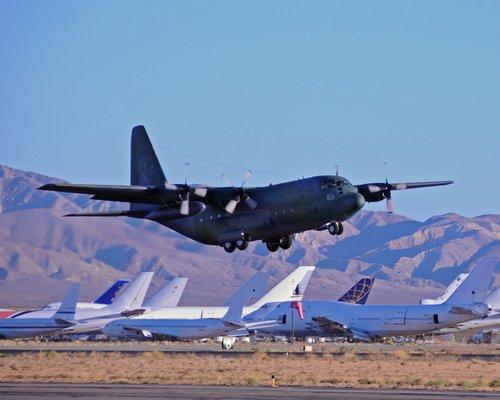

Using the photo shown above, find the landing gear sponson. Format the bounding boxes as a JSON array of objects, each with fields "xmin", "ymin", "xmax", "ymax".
[
  {"xmin": 222, "ymin": 222, "xmax": 344, "ymax": 253},
  {"xmin": 222, "ymin": 233, "xmax": 295, "ymax": 253}
]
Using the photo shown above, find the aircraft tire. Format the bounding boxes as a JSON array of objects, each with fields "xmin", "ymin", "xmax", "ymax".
[
  {"xmin": 328, "ymin": 222, "xmax": 339, "ymax": 235},
  {"xmin": 236, "ymin": 239, "xmax": 249, "ymax": 251},
  {"xmin": 266, "ymin": 242, "xmax": 280, "ymax": 252},
  {"xmin": 337, "ymin": 222, "xmax": 344, "ymax": 235},
  {"xmin": 223, "ymin": 242, "xmax": 237, "ymax": 253},
  {"xmin": 279, "ymin": 234, "xmax": 293, "ymax": 250}
]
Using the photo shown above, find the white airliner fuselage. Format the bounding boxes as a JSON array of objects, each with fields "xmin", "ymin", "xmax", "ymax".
[{"xmin": 253, "ymin": 301, "xmax": 489, "ymax": 340}]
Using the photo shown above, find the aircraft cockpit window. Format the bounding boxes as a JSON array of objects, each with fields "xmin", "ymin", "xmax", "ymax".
[{"xmin": 321, "ymin": 179, "xmax": 336, "ymax": 190}]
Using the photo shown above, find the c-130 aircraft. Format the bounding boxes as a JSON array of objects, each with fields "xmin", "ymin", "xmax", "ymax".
[{"xmin": 39, "ymin": 126, "xmax": 453, "ymax": 253}]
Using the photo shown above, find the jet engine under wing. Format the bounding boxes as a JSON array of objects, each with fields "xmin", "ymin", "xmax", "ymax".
[{"xmin": 311, "ymin": 316, "xmax": 371, "ymax": 342}]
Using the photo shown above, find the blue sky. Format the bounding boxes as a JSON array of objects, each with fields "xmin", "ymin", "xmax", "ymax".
[{"xmin": 0, "ymin": 1, "xmax": 498, "ymax": 220}]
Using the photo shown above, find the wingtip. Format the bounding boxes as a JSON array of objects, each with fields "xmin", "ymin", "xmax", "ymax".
[{"xmin": 37, "ymin": 183, "xmax": 55, "ymax": 191}]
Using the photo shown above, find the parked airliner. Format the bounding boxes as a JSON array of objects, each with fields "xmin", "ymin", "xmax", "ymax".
[{"xmin": 249, "ymin": 260, "xmax": 497, "ymax": 341}]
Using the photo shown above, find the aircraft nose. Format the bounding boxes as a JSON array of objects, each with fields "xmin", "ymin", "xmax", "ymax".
[
  {"xmin": 339, "ymin": 192, "xmax": 365, "ymax": 214},
  {"xmin": 353, "ymin": 192, "xmax": 365, "ymax": 209}
]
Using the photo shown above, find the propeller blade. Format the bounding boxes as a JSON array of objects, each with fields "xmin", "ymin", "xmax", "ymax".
[
  {"xmin": 193, "ymin": 187, "xmax": 208, "ymax": 198},
  {"xmin": 164, "ymin": 181, "xmax": 178, "ymax": 190},
  {"xmin": 243, "ymin": 194, "xmax": 258, "ymax": 210},
  {"xmin": 180, "ymin": 192, "xmax": 190, "ymax": 215},
  {"xmin": 180, "ymin": 200, "xmax": 189, "ymax": 215},
  {"xmin": 221, "ymin": 173, "xmax": 234, "ymax": 188},
  {"xmin": 241, "ymin": 170, "xmax": 252, "ymax": 187},
  {"xmin": 225, "ymin": 198, "xmax": 240, "ymax": 214},
  {"xmin": 386, "ymin": 192, "xmax": 394, "ymax": 213},
  {"xmin": 184, "ymin": 162, "xmax": 190, "ymax": 185}
]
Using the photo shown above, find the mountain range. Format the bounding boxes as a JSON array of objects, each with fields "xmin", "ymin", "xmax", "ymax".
[{"xmin": 0, "ymin": 164, "xmax": 498, "ymax": 308}]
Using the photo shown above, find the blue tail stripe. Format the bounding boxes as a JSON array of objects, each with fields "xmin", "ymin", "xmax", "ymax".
[{"xmin": 94, "ymin": 280, "xmax": 129, "ymax": 305}]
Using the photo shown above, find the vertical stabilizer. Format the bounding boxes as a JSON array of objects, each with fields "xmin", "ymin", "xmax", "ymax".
[
  {"xmin": 130, "ymin": 125, "xmax": 167, "ymax": 211},
  {"xmin": 93, "ymin": 280, "xmax": 129, "ymax": 305},
  {"xmin": 420, "ymin": 273, "xmax": 469, "ymax": 305},
  {"xmin": 144, "ymin": 277, "xmax": 188, "ymax": 307},
  {"xmin": 223, "ymin": 272, "xmax": 269, "ymax": 325},
  {"xmin": 445, "ymin": 259, "xmax": 498, "ymax": 305},
  {"xmin": 108, "ymin": 272, "xmax": 154, "ymax": 311},
  {"xmin": 250, "ymin": 266, "xmax": 315, "ymax": 309},
  {"xmin": 338, "ymin": 277, "xmax": 374, "ymax": 304},
  {"xmin": 53, "ymin": 284, "xmax": 79, "ymax": 322}
]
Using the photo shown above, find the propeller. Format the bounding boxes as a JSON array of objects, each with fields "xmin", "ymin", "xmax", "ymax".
[
  {"xmin": 221, "ymin": 170, "xmax": 258, "ymax": 214},
  {"xmin": 162, "ymin": 162, "xmax": 209, "ymax": 216}
]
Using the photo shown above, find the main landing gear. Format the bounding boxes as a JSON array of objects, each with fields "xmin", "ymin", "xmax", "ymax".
[
  {"xmin": 223, "ymin": 234, "xmax": 294, "ymax": 253},
  {"xmin": 223, "ymin": 239, "xmax": 249, "ymax": 253},
  {"xmin": 265, "ymin": 234, "xmax": 293, "ymax": 253},
  {"xmin": 328, "ymin": 221, "xmax": 344, "ymax": 236}
]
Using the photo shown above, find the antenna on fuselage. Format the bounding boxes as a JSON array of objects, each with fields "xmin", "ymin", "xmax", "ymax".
[{"xmin": 335, "ymin": 165, "xmax": 339, "ymax": 176}]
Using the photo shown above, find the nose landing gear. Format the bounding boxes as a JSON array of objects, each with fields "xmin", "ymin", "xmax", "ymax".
[{"xmin": 328, "ymin": 222, "xmax": 344, "ymax": 236}]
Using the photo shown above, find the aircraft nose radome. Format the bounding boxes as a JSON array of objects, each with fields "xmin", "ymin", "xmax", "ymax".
[
  {"xmin": 340, "ymin": 192, "xmax": 365, "ymax": 213},
  {"xmin": 354, "ymin": 192, "xmax": 365, "ymax": 209}
]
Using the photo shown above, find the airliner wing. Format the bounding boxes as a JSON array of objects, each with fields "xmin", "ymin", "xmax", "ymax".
[{"xmin": 311, "ymin": 316, "xmax": 371, "ymax": 342}]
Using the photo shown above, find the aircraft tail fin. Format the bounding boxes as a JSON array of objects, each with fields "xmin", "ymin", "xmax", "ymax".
[
  {"xmin": 108, "ymin": 272, "xmax": 154, "ymax": 311},
  {"xmin": 93, "ymin": 280, "xmax": 129, "ymax": 305},
  {"xmin": 420, "ymin": 273, "xmax": 469, "ymax": 305},
  {"xmin": 249, "ymin": 266, "xmax": 315, "ymax": 309},
  {"xmin": 144, "ymin": 277, "xmax": 188, "ymax": 307},
  {"xmin": 53, "ymin": 283, "xmax": 79, "ymax": 323},
  {"xmin": 223, "ymin": 272, "xmax": 269, "ymax": 326},
  {"xmin": 485, "ymin": 287, "xmax": 500, "ymax": 312},
  {"xmin": 444, "ymin": 259, "xmax": 498, "ymax": 305},
  {"xmin": 130, "ymin": 125, "xmax": 167, "ymax": 211},
  {"xmin": 337, "ymin": 277, "xmax": 374, "ymax": 304}
]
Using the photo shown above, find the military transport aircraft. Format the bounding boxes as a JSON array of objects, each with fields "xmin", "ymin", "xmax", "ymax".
[{"xmin": 39, "ymin": 126, "xmax": 453, "ymax": 253}]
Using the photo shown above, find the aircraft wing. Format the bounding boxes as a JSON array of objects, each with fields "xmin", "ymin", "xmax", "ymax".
[
  {"xmin": 311, "ymin": 316, "xmax": 371, "ymax": 342},
  {"xmin": 356, "ymin": 180, "xmax": 453, "ymax": 203},
  {"xmin": 38, "ymin": 183, "xmax": 171, "ymax": 206}
]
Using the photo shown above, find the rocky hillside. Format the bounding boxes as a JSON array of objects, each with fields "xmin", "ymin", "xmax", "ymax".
[{"xmin": 0, "ymin": 164, "xmax": 498, "ymax": 308}]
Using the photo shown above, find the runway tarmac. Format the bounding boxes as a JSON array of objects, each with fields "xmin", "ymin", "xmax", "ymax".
[
  {"xmin": 0, "ymin": 342, "xmax": 497, "ymax": 360},
  {"xmin": 0, "ymin": 384, "xmax": 497, "ymax": 400}
]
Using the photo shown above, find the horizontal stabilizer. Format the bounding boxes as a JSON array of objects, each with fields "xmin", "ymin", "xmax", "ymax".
[
  {"xmin": 64, "ymin": 211, "xmax": 135, "ymax": 217},
  {"xmin": 38, "ymin": 183, "xmax": 170, "ymax": 206},
  {"xmin": 39, "ymin": 183, "xmax": 149, "ymax": 196}
]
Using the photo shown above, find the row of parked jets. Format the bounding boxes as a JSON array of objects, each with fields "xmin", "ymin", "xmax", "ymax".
[{"xmin": 0, "ymin": 260, "xmax": 497, "ymax": 347}]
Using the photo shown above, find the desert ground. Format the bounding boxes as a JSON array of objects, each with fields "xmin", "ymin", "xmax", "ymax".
[{"xmin": 0, "ymin": 341, "xmax": 498, "ymax": 391}]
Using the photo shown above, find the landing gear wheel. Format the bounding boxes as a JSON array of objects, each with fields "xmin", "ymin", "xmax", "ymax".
[
  {"xmin": 236, "ymin": 239, "xmax": 249, "ymax": 251},
  {"xmin": 221, "ymin": 337, "xmax": 236, "ymax": 350},
  {"xmin": 266, "ymin": 242, "xmax": 280, "ymax": 252},
  {"xmin": 223, "ymin": 242, "xmax": 237, "ymax": 253},
  {"xmin": 337, "ymin": 222, "xmax": 344, "ymax": 235},
  {"xmin": 279, "ymin": 234, "xmax": 293, "ymax": 250},
  {"xmin": 328, "ymin": 222, "xmax": 339, "ymax": 235}
]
